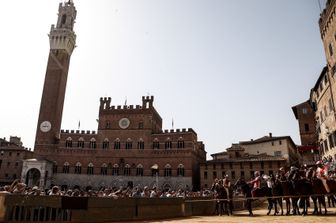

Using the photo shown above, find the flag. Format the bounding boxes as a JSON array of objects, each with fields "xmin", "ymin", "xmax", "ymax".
[
  {"xmin": 125, "ymin": 97, "xmax": 127, "ymax": 106},
  {"xmin": 172, "ymin": 118, "xmax": 174, "ymax": 129},
  {"xmin": 78, "ymin": 120, "xmax": 80, "ymax": 129}
]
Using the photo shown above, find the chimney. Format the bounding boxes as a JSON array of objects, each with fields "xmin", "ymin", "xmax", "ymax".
[{"xmin": 269, "ymin": 133, "xmax": 272, "ymax": 138}]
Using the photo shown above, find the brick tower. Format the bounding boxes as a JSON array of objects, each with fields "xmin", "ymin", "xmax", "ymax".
[{"xmin": 34, "ymin": 1, "xmax": 77, "ymax": 154}]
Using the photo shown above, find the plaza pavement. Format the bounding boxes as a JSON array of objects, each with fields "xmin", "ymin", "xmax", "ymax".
[{"xmin": 134, "ymin": 204, "xmax": 336, "ymax": 223}]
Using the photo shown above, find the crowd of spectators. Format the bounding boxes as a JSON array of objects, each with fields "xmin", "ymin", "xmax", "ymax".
[{"xmin": 0, "ymin": 179, "xmax": 215, "ymax": 199}]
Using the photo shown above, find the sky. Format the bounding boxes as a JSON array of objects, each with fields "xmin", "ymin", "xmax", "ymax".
[{"xmin": 0, "ymin": 0, "xmax": 328, "ymax": 159}]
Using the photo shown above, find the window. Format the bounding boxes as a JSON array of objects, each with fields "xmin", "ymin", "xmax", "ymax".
[
  {"xmin": 177, "ymin": 138, "xmax": 185, "ymax": 148},
  {"xmin": 63, "ymin": 162, "xmax": 69, "ymax": 174},
  {"xmin": 136, "ymin": 164, "xmax": 143, "ymax": 176},
  {"xmin": 213, "ymin": 164, "xmax": 216, "ymax": 170},
  {"xmin": 164, "ymin": 164, "xmax": 172, "ymax": 177},
  {"xmin": 271, "ymin": 142, "xmax": 274, "ymax": 146},
  {"xmin": 7, "ymin": 162, "xmax": 10, "ymax": 167},
  {"xmin": 114, "ymin": 139, "xmax": 120, "ymax": 149},
  {"xmin": 250, "ymin": 171, "xmax": 255, "ymax": 178},
  {"xmin": 78, "ymin": 137, "xmax": 84, "ymax": 148},
  {"xmin": 15, "ymin": 162, "xmax": 18, "ymax": 167},
  {"xmin": 329, "ymin": 43, "xmax": 333, "ymax": 56},
  {"xmin": 9, "ymin": 152, "xmax": 11, "ymax": 156},
  {"xmin": 304, "ymin": 123, "xmax": 310, "ymax": 132},
  {"xmin": 89, "ymin": 138, "xmax": 96, "ymax": 149},
  {"xmin": 61, "ymin": 14, "xmax": 67, "ymax": 25},
  {"xmin": 221, "ymin": 163, "xmax": 224, "ymax": 169},
  {"xmin": 65, "ymin": 137, "xmax": 73, "ymax": 148},
  {"xmin": 329, "ymin": 99, "xmax": 334, "ymax": 112},
  {"xmin": 177, "ymin": 164, "xmax": 185, "ymax": 176},
  {"xmin": 101, "ymin": 163, "xmax": 107, "ymax": 175},
  {"xmin": 268, "ymin": 161, "xmax": 273, "ymax": 168},
  {"xmin": 152, "ymin": 167, "xmax": 159, "ymax": 176},
  {"xmin": 53, "ymin": 164, "xmax": 58, "ymax": 173},
  {"xmin": 241, "ymin": 171, "xmax": 245, "ymax": 177},
  {"xmin": 279, "ymin": 140, "xmax": 282, "ymax": 145},
  {"xmin": 102, "ymin": 138, "xmax": 109, "ymax": 149},
  {"xmin": 213, "ymin": 171, "xmax": 217, "ymax": 179},
  {"xmin": 249, "ymin": 162, "xmax": 253, "ymax": 169},
  {"xmin": 165, "ymin": 138, "xmax": 172, "ymax": 149},
  {"xmin": 302, "ymin": 108, "xmax": 308, "ymax": 114},
  {"xmin": 16, "ymin": 152, "xmax": 20, "ymax": 156},
  {"xmin": 74, "ymin": 162, "xmax": 82, "ymax": 174},
  {"xmin": 277, "ymin": 161, "xmax": 281, "ymax": 168},
  {"xmin": 126, "ymin": 138, "xmax": 132, "ymax": 149},
  {"xmin": 231, "ymin": 171, "xmax": 236, "ymax": 179},
  {"xmin": 221, "ymin": 171, "xmax": 226, "ymax": 178},
  {"xmin": 87, "ymin": 163, "xmax": 94, "ymax": 175},
  {"xmin": 0, "ymin": 160, "xmax": 2, "ymax": 168},
  {"xmin": 112, "ymin": 164, "xmax": 119, "ymax": 176},
  {"xmin": 324, "ymin": 106, "xmax": 328, "ymax": 118},
  {"xmin": 229, "ymin": 162, "xmax": 233, "ymax": 169},
  {"xmin": 274, "ymin": 151, "xmax": 282, "ymax": 156},
  {"xmin": 152, "ymin": 139, "xmax": 160, "ymax": 149},
  {"xmin": 324, "ymin": 139, "xmax": 329, "ymax": 152},
  {"xmin": 106, "ymin": 121, "xmax": 111, "ymax": 129},
  {"xmin": 139, "ymin": 122, "xmax": 144, "ymax": 129},
  {"xmin": 261, "ymin": 161, "xmax": 264, "ymax": 169},
  {"xmin": 204, "ymin": 171, "xmax": 208, "ymax": 180},
  {"xmin": 240, "ymin": 162, "xmax": 243, "ymax": 169},
  {"xmin": 138, "ymin": 139, "xmax": 144, "ymax": 150},
  {"xmin": 124, "ymin": 164, "xmax": 131, "ymax": 176}
]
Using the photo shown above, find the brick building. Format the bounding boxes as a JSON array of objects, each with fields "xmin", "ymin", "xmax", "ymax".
[
  {"xmin": 22, "ymin": 1, "xmax": 206, "ymax": 190},
  {"xmin": 292, "ymin": 100, "xmax": 320, "ymax": 165},
  {"xmin": 200, "ymin": 134, "xmax": 298, "ymax": 189},
  {"xmin": 0, "ymin": 137, "xmax": 33, "ymax": 185},
  {"xmin": 309, "ymin": 0, "xmax": 336, "ymax": 161}
]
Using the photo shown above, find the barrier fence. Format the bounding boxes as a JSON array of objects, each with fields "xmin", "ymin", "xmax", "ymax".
[{"xmin": 0, "ymin": 192, "xmax": 335, "ymax": 222}]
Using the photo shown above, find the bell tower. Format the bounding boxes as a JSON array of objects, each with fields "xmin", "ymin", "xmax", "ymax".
[{"xmin": 35, "ymin": 1, "xmax": 77, "ymax": 153}]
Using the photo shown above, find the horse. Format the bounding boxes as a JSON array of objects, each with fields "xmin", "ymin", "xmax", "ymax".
[
  {"xmin": 271, "ymin": 176, "xmax": 284, "ymax": 215},
  {"xmin": 234, "ymin": 178, "xmax": 254, "ymax": 216},
  {"xmin": 306, "ymin": 168, "xmax": 327, "ymax": 215}
]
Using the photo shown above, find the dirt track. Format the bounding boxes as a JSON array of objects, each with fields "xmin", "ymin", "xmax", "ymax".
[{"xmin": 139, "ymin": 205, "xmax": 336, "ymax": 223}]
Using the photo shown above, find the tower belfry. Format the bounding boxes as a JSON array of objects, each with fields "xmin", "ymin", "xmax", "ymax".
[{"xmin": 34, "ymin": 1, "xmax": 77, "ymax": 153}]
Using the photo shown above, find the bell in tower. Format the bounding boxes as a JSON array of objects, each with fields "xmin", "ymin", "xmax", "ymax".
[{"xmin": 34, "ymin": 1, "xmax": 77, "ymax": 154}]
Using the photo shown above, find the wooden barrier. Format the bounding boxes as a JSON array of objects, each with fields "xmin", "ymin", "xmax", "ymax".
[{"xmin": 0, "ymin": 194, "xmax": 254, "ymax": 222}]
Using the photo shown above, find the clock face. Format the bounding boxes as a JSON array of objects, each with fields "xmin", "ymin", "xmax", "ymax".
[
  {"xmin": 119, "ymin": 118, "xmax": 130, "ymax": 129},
  {"xmin": 40, "ymin": 121, "xmax": 52, "ymax": 132}
]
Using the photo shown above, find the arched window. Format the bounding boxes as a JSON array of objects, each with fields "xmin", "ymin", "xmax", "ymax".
[
  {"xmin": 87, "ymin": 163, "xmax": 94, "ymax": 175},
  {"xmin": 75, "ymin": 162, "xmax": 82, "ymax": 174},
  {"xmin": 89, "ymin": 138, "xmax": 96, "ymax": 149},
  {"xmin": 78, "ymin": 137, "xmax": 84, "ymax": 148},
  {"xmin": 65, "ymin": 137, "xmax": 72, "ymax": 148},
  {"xmin": 63, "ymin": 162, "xmax": 69, "ymax": 174},
  {"xmin": 124, "ymin": 164, "xmax": 131, "ymax": 176},
  {"xmin": 61, "ymin": 14, "xmax": 67, "ymax": 25},
  {"xmin": 151, "ymin": 164, "xmax": 159, "ymax": 176},
  {"xmin": 152, "ymin": 138, "xmax": 160, "ymax": 149},
  {"xmin": 165, "ymin": 138, "xmax": 172, "ymax": 149},
  {"xmin": 112, "ymin": 164, "xmax": 119, "ymax": 176},
  {"xmin": 101, "ymin": 163, "xmax": 107, "ymax": 175},
  {"xmin": 164, "ymin": 164, "xmax": 172, "ymax": 177},
  {"xmin": 114, "ymin": 138, "xmax": 120, "ymax": 150},
  {"xmin": 126, "ymin": 138, "xmax": 132, "ymax": 149},
  {"xmin": 177, "ymin": 137, "xmax": 185, "ymax": 149},
  {"xmin": 138, "ymin": 138, "xmax": 144, "ymax": 150},
  {"xmin": 136, "ymin": 164, "xmax": 143, "ymax": 176},
  {"xmin": 177, "ymin": 164, "xmax": 185, "ymax": 177},
  {"xmin": 102, "ymin": 138, "xmax": 109, "ymax": 149}
]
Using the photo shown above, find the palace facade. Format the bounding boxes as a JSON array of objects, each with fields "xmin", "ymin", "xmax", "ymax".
[{"xmin": 21, "ymin": 1, "xmax": 206, "ymax": 190}]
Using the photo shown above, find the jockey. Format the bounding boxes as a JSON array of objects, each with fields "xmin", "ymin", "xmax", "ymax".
[
  {"xmin": 249, "ymin": 171, "xmax": 261, "ymax": 197},
  {"xmin": 316, "ymin": 161, "xmax": 330, "ymax": 193},
  {"xmin": 278, "ymin": 167, "xmax": 287, "ymax": 181}
]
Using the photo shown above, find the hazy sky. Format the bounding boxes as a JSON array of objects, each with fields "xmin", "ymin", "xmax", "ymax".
[{"xmin": 0, "ymin": 0, "xmax": 327, "ymax": 158}]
